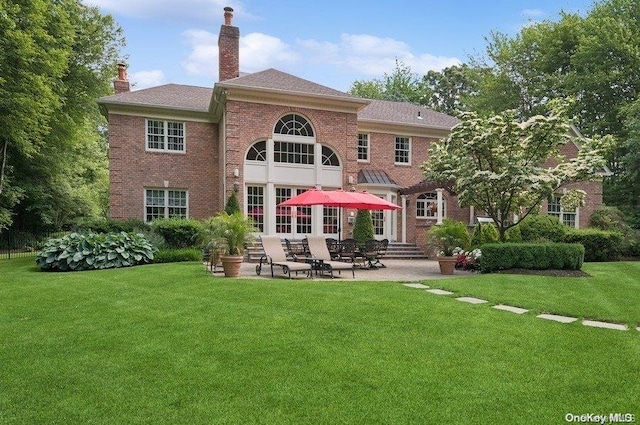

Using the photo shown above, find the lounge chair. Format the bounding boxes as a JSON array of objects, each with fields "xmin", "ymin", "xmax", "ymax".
[
  {"xmin": 306, "ymin": 236, "xmax": 355, "ymax": 278},
  {"xmin": 257, "ymin": 236, "xmax": 312, "ymax": 279}
]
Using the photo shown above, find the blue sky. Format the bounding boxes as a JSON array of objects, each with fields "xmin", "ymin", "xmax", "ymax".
[{"xmin": 83, "ymin": 0, "xmax": 595, "ymax": 92}]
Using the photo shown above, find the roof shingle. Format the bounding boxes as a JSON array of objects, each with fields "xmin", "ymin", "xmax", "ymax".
[
  {"xmin": 98, "ymin": 84, "xmax": 213, "ymax": 112},
  {"xmin": 358, "ymin": 99, "xmax": 459, "ymax": 129}
]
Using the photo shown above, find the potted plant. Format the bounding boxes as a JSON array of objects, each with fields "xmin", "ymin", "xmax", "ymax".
[
  {"xmin": 204, "ymin": 212, "xmax": 258, "ymax": 277},
  {"xmin": 427, "ymin": 219, "xmax": 470, "ymax": 275}
]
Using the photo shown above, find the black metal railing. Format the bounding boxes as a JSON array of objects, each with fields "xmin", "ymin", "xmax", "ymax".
[{"xmin": 0, "ymin": 228, "xmax": 61, "ymax": 260}]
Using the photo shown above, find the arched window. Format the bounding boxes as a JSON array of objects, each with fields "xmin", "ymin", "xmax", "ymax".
[
  {"xmin": 246, "ymin": 140, "xmax": 267, "ymax": 161},
  {"xmin": 274, "ymin": 114, "xmax": 314, "ymax": 137},
  {"xmin": 321, "ymin": 146, "xmax": 340, "ymax": 166},
  {"xmin": 416, "ymin": 192, "xmax": 446, "ymax": 218}
]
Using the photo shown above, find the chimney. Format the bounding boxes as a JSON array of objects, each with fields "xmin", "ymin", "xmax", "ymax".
[
  {"xmin": 113, "ymin": 62, "xmax": 130, "ymax": 94},
  {"xmin": 218, "ymin": 7, "xmax": 239, "ymax": 82}
]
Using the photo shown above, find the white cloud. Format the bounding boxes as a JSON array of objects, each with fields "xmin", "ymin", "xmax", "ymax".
[
  {"xmin": 298, "ymin": 33, "xmax": 461, "ymax": 77},
  {"xmin": 130, "ymin": 70, "xmax": 166, "ymax": 90},
  {"xmin": 181, "ymin": 30, "xmax": 299, "ymax": 79},
  {"xmin": 521, "ymin": 8, "xmax": 545, "ymax": 19}
]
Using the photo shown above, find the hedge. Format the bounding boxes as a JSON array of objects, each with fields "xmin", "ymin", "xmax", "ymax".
[
  {"xmin": 562, "ymin": 228, "xmax": 623, "ymax": 262},
  {"xmin": 153, "ymin": 248, "xmax": 202, "ymax": 263},
  {"xmin": 480, "ymin": 243, "xmax": 584, "ymax": 273},
  {"xmin": 150, "ymin": 218, "xmax": 203, "ymax": 248}
]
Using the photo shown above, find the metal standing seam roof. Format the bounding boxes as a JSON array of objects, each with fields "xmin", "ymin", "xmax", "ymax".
[{"xmin": 358, "ymin": 170, "xmax": 398, "ymax": 186}]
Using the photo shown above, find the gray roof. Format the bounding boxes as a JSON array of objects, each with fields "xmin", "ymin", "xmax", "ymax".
[
  {"xmin": 358, "ymin": 99, "xmax": 459, "ymax": 129},
  {"xmin": 98, "ymin": 84, "xmax": 213, "ymax": 112},
  {"xmin": 217, "ymin": 68, "xmax": 365, "ymax": 101},
  {"xmin": 358, "ymin": 169, "xmax": 397, "ymax": 186}
]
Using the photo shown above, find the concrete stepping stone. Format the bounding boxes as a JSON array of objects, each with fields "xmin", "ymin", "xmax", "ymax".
[
  {"xmin": 582, "ymin": 320, "xmax": 627, "ymax": 331},
  {"xmin": 493, "ymin": 304, "xmax": 529, "ymax": 315},
  {"xmin": 637, "ymin": 327, "xmax": 640, "ymax": 332},
  {"xmin": 426, "ymin": 289, "xmax": 454, "ymax": 295},
  {"xmin": 403, "ymin": 283, "xmax": 430, "ymax": 289},
  {"xmin": 536, "ymin": 314, "xmax": 578, "ymax": 324},
  {"xmin": 456, "ymin": 297, "xmax": 488, "ymax": 304}
]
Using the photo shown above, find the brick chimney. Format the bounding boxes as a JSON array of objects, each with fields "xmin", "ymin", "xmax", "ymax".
[
  {"xmin": 218, "ymin": 7, "xmax": 239, "ymax": 81},
  {"xmin": 113, "ymin": 62, "xmax": 130, "ymax": 94}
]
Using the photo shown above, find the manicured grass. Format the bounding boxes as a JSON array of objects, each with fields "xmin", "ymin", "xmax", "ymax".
[
  {"xmin": 431, "ymin": 262, "xmax": 640, "ymax": 326},
  {"xmin": 1, "ymin": 258, "xmax": 639, "ymax": 424}
]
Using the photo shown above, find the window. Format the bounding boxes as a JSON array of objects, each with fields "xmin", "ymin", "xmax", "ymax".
[
  {"xmin": 247, "ymin": 186, "xmax": 265, "ymax": 232},
  {"xmin": 323, "ymin": 206, "xmax": 338, "ymax": 234},
  {"xmin": 321, "ymin": 146, "xmax": 340, "ymax": 166},
  {"xmin": 274, "ymin": 142, "xmax": 314, "ymax": 164},
  {"xmin": 274, "ymin": 114, "xmax": 314, "ymax": 137},
  {"xmin": 547, "ymin": 195, "xmax": 577, "ymax": 227},
  {"xmin": 416, "ymin": 192, "xmax": 445, "ymax": 219},
  {"xmin": 295, "ymin": 188, "xmax": 312, "ymax": 234},
  {"xmin": 395, "ymin": 136, "xmax": 411, "ymax": 164},
  {"xmin": 145, "ymin": 189, "xmax": 187, "ymax": 221},
  {"xmin": 275, "ymin": 187, "xmax": 292, "ymax": 233},
  {"xmin": 146, "ymin": 120, "xmax": 185, "ymax": 152},
  {"xmin": 246, "ymin": 140, "xmax": 267, "ymax": 161},
  {"xmin": 358, "ymin": 133, "xmax": 369, "ymax": 162}
]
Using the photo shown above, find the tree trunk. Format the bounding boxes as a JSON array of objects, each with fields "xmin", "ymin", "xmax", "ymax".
[{"xmin": 0, "ymin": 139, "xmax": 8, "ymax": 197}]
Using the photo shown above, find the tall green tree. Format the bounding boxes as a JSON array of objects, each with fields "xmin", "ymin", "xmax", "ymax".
[
  {"xmin": 349, "ymin": 60, "xmax": 424, "ymax": 103},
  {"xmin": 0, "ymin": 0, "xmax": 124, "ymax": 229}
]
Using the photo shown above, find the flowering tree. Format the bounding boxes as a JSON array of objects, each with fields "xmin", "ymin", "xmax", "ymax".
[{"xmin": 421, "ymin": 99, "xmax": 612, "ymax": 240}]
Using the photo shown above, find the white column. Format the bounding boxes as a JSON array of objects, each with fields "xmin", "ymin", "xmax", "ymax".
[
  {"xmin": 436, "ymin": 188, "xmax": 444, "ymax": 225},
  {"xmin": 469, "ymin": 205, "xmax": 475, "ymax": 225},
  {"xmin": 401, "ymin": 195, "xmax": 407, "ymax": 243}
]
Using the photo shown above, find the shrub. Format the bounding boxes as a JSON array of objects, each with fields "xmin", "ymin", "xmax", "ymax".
[
  {"xmin": 150, "ymin": 218, "xmax": 203, "ymax": 248},
  {"xmin": 353, "ymin": 210, "xmax": 374, "ymax": 247},
  {"xmin": 480, "ymin": 243, "xmax": 584, "ymax": 273},
  {"xmin": 224, "ymin": 191, "xmax": 241, "ymax": 215},
  {"xmin": 590, "ymin": 205, "xmax": 640, "ymax": 258},
  {"xmin": 504, "ymin": 225, "xmax": 522, "ymax": 242},
  {"xmin": 470, "ymin": 222, "xmax": 498, "ymax": 247},
  {"xmin": 427, "ymin": 219, "xmax": 471, "ymax": 256},
  {"xmin": 153, "ymin": 248, "xmax": 202, "ymax": 263},
  {"xmin": 517, "ymin": 214, "xmax": 568, "ymax": 242},
  {"xmin": 36, "ymin": 232, "xmax": 156, "ymax": 271},
  {"xmin": 563, "ymin": 228, "xmax": 623, "ymax": 262}
]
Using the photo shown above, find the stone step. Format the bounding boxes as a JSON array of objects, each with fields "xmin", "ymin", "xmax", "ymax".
[{"xmin": 245, "ymin": 240, "xmax": 427, "ymax": 262}]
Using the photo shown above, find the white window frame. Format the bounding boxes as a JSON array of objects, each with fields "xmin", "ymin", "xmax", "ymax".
[
  {"xmin": 416, "ymin": 192, "xmax": 445, "ymax": 219},
  {"xmin": 146, "ymin": 119, "xmax": 186, "ymax": 153},
  {"xmin": 547, "ymin": 195, "xmax": 578, "ymax": 228},
  {"xmin": 394, "ymin": 136, "xmax": 411, "ymax": 165},
  {"xmin": 144, "ymin": 188, "xmax": 188, "ymax": 221},
  {"xmin": 357, "ymin": 133, "xmax": 370, "ymax": 163}
]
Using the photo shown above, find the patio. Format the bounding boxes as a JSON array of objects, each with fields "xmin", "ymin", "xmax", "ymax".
[{"xmin": 210, "ymin": 258, "xmax": 474, "ymax": 281}]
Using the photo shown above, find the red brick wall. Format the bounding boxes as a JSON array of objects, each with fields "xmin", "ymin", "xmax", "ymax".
[
  {"xmin": 108, "ymin": 114, "xmax": 220, "ymax": 221},
  {"xmin": 223, "ymin": 100, "xmax": 359, "ymax": 206}
]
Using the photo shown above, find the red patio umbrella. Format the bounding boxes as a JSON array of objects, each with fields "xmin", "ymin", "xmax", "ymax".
[{"xmin": 277, "ymin": 188, "xmax": 401, "ymax": 241}]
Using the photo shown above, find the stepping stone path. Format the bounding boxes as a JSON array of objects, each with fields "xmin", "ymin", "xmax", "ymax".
[
  {"xmin": 403, "ymin": 283, "xmax": 430, "ymax": 289},
  {"xmin": 426, "ymin": 289, "xmax": 454, "ymax": 295},
  {"xmin": 582, "ymin": 320, "xmax": 627, "ymax": 331},
  {"xmin": 493, "ymin": 304, "xmax": 529, "ymax": 315},
  {"xmin": 456, "ymin": 297, "xmax": 488, "ymax": 304},
  {"xmin": 536, "ymin": 314, "xmax": 578, "ymax": 324},
  {"xmin": 404, "ymin": 283, "xmax": 635, "ymax": 334}
]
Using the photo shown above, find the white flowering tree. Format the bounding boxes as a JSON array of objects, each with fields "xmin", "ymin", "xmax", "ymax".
[{"xmin": 421, "ymin": 99, "xmax": 612, "ymax": 240}]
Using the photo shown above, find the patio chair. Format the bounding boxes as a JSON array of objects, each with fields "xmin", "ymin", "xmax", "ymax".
[
  {"xmin": 325, "ymin": 238, "xmax": 341, "ymax": 260},
  {"xmin": 338, "ymin": 238, "xmax": 364, "ymax": 266},
  {"xmin": 306, "ymin": 236, "xmax": 355, "ymax": 278},
  {"xmin": 360, "ymin": 239, "xmax": 380, "ymax": 269},
  {"xmin": 256, "ymin": 236, "xmax": 312, "ymax": 279},
  {"xmin": 284, "ymin": 238, "xmax": 308, "ymax": 260},
  {"xmin": 372, "ymin": 238, "xmax": 389, "ymax": 268}
]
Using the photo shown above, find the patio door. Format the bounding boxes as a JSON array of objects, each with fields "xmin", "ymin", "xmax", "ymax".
[
  {"xmin": 370, "ymin": 193, "xmax": 397, "ymax": 241},
  {"xmin": 276, "ymin": 187, "xmax": 312, "ymax": 238}
]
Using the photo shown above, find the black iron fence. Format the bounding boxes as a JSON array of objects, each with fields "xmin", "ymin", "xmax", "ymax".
[{"xmin": 0, "ymin": 228, "xmax": 62, "ymax": 260}]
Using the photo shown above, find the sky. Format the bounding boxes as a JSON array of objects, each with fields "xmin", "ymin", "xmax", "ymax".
[{"xmin": 83, "ymin": 0, "xmax": 595, "ymax": 92}]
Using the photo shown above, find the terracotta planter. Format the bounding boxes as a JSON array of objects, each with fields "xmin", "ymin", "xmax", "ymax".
[
  {"xmin": 220, "ymin": 255, "xmax": 243, "ymax": 277},
  {"xmin": 436, "ymin": 256, "xmax": 457, "ymax": 275}
]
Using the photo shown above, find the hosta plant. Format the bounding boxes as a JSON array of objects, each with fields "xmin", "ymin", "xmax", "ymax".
[{"xmin": 36, "ymin": 232, "xmax": 156, "ymax": 271}]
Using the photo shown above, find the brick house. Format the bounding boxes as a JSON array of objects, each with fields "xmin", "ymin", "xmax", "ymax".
[{"xmin": 97, "ymin": 7, "xmax": 605, "ymax": 251}]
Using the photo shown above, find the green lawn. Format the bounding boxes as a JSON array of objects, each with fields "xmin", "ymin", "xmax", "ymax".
[
  {"xmin": 431, "ymin": 262, "xmax": 640, "ymax": 325},
  {"xmin": 1, "ymin": 258, "xmax": 639, "ymax": 424}
]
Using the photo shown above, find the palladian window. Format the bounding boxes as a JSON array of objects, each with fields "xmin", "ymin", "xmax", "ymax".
[
  {"xmin": 246, "ymin": 140, "xmax": 267, "ymax": 161},
  {"xmin": 274, "ymin": 114, "xmax": 314, "ymax": 137}
]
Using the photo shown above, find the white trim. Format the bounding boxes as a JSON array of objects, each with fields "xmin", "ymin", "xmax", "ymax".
[
  {"xmin": 394, "ymin": 136, "xmax": 412, "ymax": 166},
  {"xmin": 357, "ymin": 132, "xmax": 370, "ymax": 163},
  {"xmin": 145, "ymin": 119, "xmax": 186, "ymax": 154}
]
